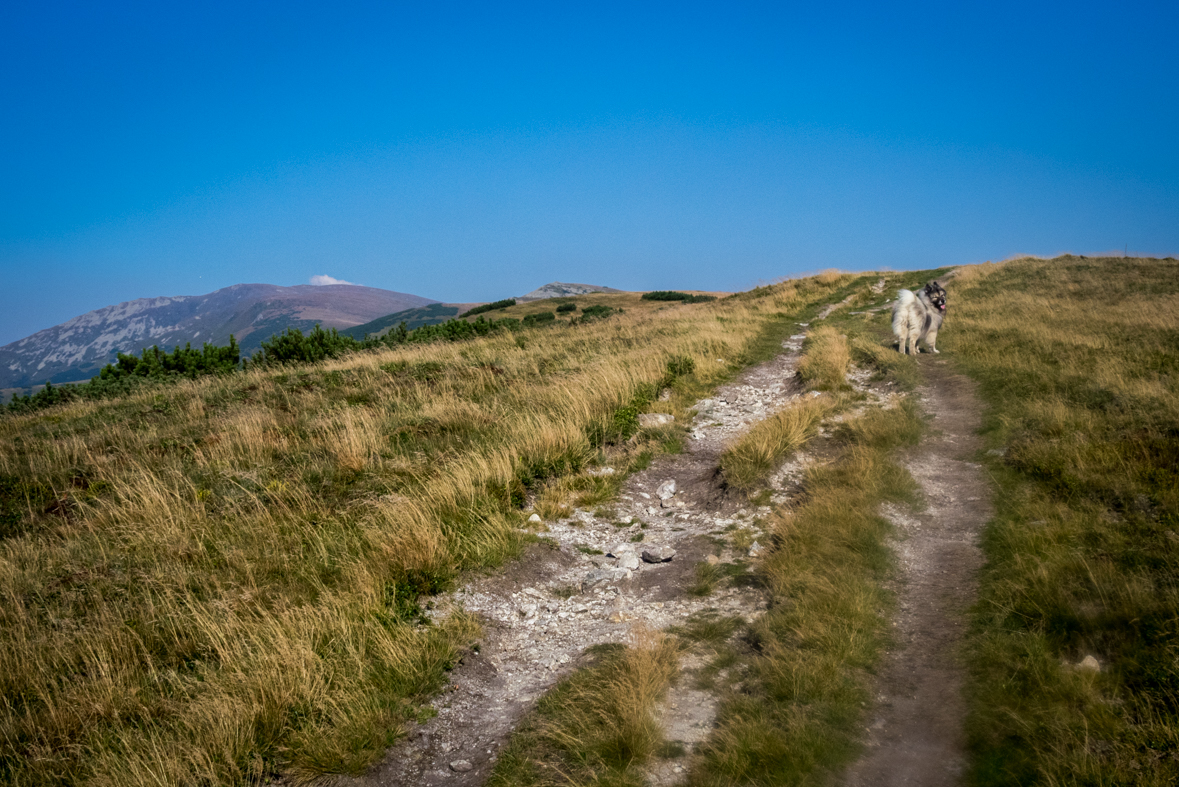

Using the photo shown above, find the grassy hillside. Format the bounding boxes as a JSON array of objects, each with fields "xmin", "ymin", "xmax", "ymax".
[
  {"xmin": 5, "ymin": 256, "xmax": 1175, "ymax": 787},
  {"xmin": 339, "ymin": 303, "xmax": 466, "ymax": 339},
  {"xmin": 942, "ymin": 256, "xmax": 1179, "ymax": 785},
  {"xmin": 0, "ymin": 272, "xmax": 861, "ymax": 786}
]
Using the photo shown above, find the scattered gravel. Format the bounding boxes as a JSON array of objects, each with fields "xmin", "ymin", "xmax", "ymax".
[{"xmin": 355, "ymin": 307, "xmax": 885, "ymax": 787}]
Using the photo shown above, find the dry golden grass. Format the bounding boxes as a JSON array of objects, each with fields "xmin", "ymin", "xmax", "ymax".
[
  {"xmin": 719, "ymin": 395, "xmax": 833, "ymax": 491},
  {"xmin": 488, "ymin": 625, "xmax": 679, "ymax": 787},
  {"xmin": 797, "ymin": 325, "xmax": 851, "ymax": 391},
  {"xmin": 0, "ymin": 272, "xmax": 865, "ymax": 785}
]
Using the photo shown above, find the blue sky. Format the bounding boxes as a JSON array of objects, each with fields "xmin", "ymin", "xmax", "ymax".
[{"xmin": 1, "ymin": 0, "xmax": 1176, "ymax": 345}]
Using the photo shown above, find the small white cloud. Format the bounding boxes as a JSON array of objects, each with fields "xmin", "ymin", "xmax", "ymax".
[{"xmin": 309, "ymin": 274, "xmax": 355, "ymax": 286}]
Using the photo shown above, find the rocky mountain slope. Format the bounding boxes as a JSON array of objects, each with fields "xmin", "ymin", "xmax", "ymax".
[
  {"xmin": 517, "ymin": 282, "xmax": 624, "ymax": 300},
  {"xmin": 0, "ymin": 283, "xmax": 435, "ymax": 388}
]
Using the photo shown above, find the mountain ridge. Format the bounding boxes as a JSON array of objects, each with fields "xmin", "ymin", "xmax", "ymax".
[{"xmin": 0, "ymin": 283, "xmax": 436, "ymax": 389}]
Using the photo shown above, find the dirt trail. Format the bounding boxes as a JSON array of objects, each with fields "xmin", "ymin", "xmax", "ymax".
[
  {"xmin": 842, "ymin": 358, "xmax": 990, "ymax": 787},
  {"xmin": 355, "ymin": 331, "xmax": 816, "ymax": 786}
]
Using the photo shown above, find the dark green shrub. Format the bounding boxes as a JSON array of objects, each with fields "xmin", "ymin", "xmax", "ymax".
[
  {"xmin": 253, "ymin": 325, "xmax": 356, "ymax": 366},
  {"xmin": 522, "ymin": 312, "xmax": 556, "ymax": 327},
  {"xmin": 640, "ymin": 291, "xmax": 716, "ymax": 304},
  {"xmin": 461, "ymin": 299, "xmax": 516, "ymax": 317},
  {"xmin": 3, "ymin": 309, "xmax": 518, "ymax": 416},
  {"xmin": 578, "ymin": 305, "xmax": 620, "ymax": 322},
  {"xmin": 556, "ymin": 303, "xmax": 577, "ymax": 313},
  {"xmin": 666, "ymin": 355, "xmax": 695, "ymax": 378},
  {"xmin": 5, "ymin": 338, "xmax": 243, "ymax": 415}
]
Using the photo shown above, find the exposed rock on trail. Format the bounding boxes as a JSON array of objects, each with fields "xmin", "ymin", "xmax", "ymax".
[
  {"xmin": 841, "ymin": 359, "xmax": 990, "ymax": 787},
  {"xmin": 356, "ymin": 333, "xmax": 813, "ymax": 786}
]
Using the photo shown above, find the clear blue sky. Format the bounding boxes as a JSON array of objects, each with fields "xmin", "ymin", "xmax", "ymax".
[{"xmin": 2, "ymin": 0, "xmax": 1176, "ymax": 345}]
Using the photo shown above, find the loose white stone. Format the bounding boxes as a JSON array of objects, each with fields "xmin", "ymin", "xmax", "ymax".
[
  {"xmin": 641, "ymin": 545, "xmax": 676, "ymax": 563},
  {"xmin": 617, "ymin": 554, "xmax": 641, "ymax": 570}
]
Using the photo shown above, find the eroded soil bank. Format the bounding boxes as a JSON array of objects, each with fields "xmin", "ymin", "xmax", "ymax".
[{"xmin": 842, "ymin": 359, "xmax": 990, "ymax": 787}]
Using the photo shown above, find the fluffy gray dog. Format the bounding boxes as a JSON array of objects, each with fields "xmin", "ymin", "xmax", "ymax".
[{"xmin": 892, "ymin": 281, "xmax": 947, "ymax": 355}]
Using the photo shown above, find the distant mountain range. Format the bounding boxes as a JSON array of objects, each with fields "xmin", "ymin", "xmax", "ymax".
[
  {"xmin": 0, "ymin": 283, "xmax": 435, "ymax": 389},
  {"xmin": 1, "ymin": 280, "xmax": 625, "ymax": 391}
]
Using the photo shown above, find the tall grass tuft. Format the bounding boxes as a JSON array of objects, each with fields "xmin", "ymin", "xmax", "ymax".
[
  {"xmin": 488, "ymin": 626, "xmax": 679, "ymax": 787},
  {"xmin": 719, "ymin": 396, "xmax": 832, "ymax": 491},
  {"xmin": 797, "ymin": 325, "xmax": 851, "ymax": 391}
]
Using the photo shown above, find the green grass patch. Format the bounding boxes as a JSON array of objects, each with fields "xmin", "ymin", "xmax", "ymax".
[
  {"xmin": 688, "ymin": 398, "xmax": 924, "ymax": 786},
  {"xmin": 943, "ymin": 256, "xmax": 1179, "ymax": 786},
  {"xmin": 669, "ymin": 611, "xmax": 745, "ymax": 646}
]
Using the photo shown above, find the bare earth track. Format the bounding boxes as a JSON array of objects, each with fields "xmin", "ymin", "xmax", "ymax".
[
  {"xmin": 842, "ymin": 359, "xmax": 990, "ymax": 787},
  {"xmin": 356, "ymin": 333, "xmax": 813, "ymax": 786},
  {"xmin": 352, "ymin": 309, "xmax": 991, "ymax": 787}
]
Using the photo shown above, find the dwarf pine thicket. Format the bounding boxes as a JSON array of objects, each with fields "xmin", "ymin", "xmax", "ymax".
[
  {"xmin": 640, "ymin": 291, "xmax": 718, "ymax": 304},
  {"xmin": 460, "ymin": 298, "xmax": 517, "ymax": 317}
]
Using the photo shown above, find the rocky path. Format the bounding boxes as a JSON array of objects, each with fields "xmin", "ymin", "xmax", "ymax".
[
  {"xmin": 357, "ymin": 331, "xmax": 816, "ymax": 786},
  {"xmin": 841, "ymin": 359, "xmax": 989, "ymax": 787}
]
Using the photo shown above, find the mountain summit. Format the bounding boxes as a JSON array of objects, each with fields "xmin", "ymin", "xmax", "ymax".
[
  {"xmin": 0, "ymin": 283, "xmax": 435, "ymax": 389},
  {"xmin": 517, "ymin": 282, "xmax": 623, "ymax": 301}
]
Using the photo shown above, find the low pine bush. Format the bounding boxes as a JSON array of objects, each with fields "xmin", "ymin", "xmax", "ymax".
[
  {"xmin": 460, "ymin": 298, "xmax": 516, "ymax": 317},
  {"xmin": 641, "ymin": 291, "xmax": 716, "ymax": 303},
  {"xmin": 522, "ymin": 312, "xmax": 556, "ymax": 327}
]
